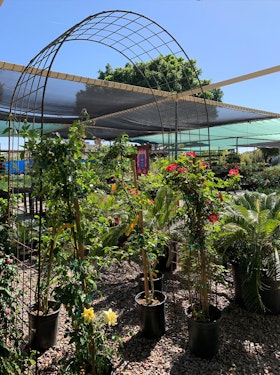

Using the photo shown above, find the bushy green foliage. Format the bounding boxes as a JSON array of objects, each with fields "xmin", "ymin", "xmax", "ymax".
[
  {"xmin": 217, "ymin": 191, "xmax": 280, "ymax": 313},
  {"xmin": 97, "ymin": 55, "xmax": 223, "ymax": 101},
  {"xmin": 244, "ymin": 165, "xmax": 280, "ymax": 193}
]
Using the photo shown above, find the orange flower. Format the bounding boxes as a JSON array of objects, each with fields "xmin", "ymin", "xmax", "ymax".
[{"xmin": 111, "ymin": 183, "xmax": 117, "ymax": 193}]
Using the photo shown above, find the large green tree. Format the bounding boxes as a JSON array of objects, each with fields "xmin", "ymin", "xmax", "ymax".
[{"xmin": 97, "ymin": 54, "xmax": 223, "ymax": 101}]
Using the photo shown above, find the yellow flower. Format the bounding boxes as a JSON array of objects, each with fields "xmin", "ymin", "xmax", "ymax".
[
  {"xmin": 111, "ymin": 183, "xmax": 117, "ymax": 193},
  {"xmin": 81, "ymin": 307, "xmax": 95, "ymax": 323},
  {"xmin": 103, "ymin": 308, "xmax": 118, "ymax": 327}
]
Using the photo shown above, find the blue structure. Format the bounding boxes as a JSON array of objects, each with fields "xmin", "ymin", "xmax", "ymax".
[{"xmin": 5, "ymin": 160, "xmax": 30, "ymax": 174}]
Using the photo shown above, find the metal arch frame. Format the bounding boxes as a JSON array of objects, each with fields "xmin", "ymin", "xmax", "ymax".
[{"xmin": 9, "ymin": 9, "xmax": 210, "ymax": 149}]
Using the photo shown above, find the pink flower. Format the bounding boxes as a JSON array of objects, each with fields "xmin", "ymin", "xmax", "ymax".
[
  {"xmin": 201, "ymin": 162, "xmax": 209, "ymax": 168},
  {"xmin": 4, "ymin": 307, "xmax": 11, "ymax": 315},
  {"xmin": 228, "ymin": 169, "xmax": 239, "ymax": 176},
  {"xmin": 6, "ymin": 258, "xmax": 13, "ymax": 264},
  {"xmin": 148, "ymin": 199, "xmax": 154, "ymax": 204},
  {"xmin": 129, "ymin": 189, "xmax": 138, "ymax": 196},
  {"xmin": 207, "ymin": 213, "xmax": 219, "ymax": 222},
  {"xmin": 166, "ymin": 163, "xmax": 178, "ymax": 172}
]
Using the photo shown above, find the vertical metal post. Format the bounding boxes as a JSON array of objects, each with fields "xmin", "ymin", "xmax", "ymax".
[{"xmin": 175, "ymin": 100, "xmax": 178, "ymax": 158}]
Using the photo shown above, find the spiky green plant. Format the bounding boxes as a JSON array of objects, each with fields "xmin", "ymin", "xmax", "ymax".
[{"xmin": 218, "ymin": 191, "xmax": 280, "ymax": 312}]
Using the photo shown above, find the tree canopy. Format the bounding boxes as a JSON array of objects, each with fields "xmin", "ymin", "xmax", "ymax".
[{"xmin": 97, "ymin": 54, "xmax": 223, "ymax": 101}]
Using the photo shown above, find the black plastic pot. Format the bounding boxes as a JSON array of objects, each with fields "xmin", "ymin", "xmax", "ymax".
[
  {"xmin": 186, "ymin": 305, "xmax": 222, "ymax": 359},
  {"xmin": 156, "ymin": 243, "xmax": 177, "ymax": 272},
  {"xmin": 260, "ymin": 274, "xmax": 280, "ymax": 314},
  {"xmin": 135, "ymin": 290, "xmax": 167, "ymax": 339},
  {"xmin": 232, "ymin": 263, "xmax": 280, "ymax": 314},
  {"xmin": 28, "ymin": 301, "xmax": 61, "ymax": 352}
]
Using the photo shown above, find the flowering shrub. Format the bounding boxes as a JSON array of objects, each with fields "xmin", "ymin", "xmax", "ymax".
[
  {"xmin": 164, "ymin": 152, "xmax": 240, "ymax": 319},
  {"xmin": 68, "ymin": 305, "xmax": 118, "ymax": 374},
  {"xmin": 54, "ymin": 259, "xmax": 120, "ymax": 375},
  {"xmin": 165, "ymin": 153, "xmax": 239, "ymax": 247}
]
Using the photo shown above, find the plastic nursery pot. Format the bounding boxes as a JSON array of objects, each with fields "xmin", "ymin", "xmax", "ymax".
[
  {"xmin": 185, "ymin": 305, "xmax": 222, "ymax": 359},
  {"xmin": 28, "ymin": 301, "xmax": 61, "ymax": 352},
  {"xmin": 260, "ymin": 273, "xmax": 280, "ymax": 315},
  {"xmin": 156, "ymin": 244, "xmax": 178, "ymax": 272},
  {"xmin": 135, "ymin": 290, "xmax": 167, "ymax": 339}
]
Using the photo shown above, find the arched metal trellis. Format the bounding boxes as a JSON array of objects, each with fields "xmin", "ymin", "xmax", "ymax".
[
  {"xmin": 7, "ymin": 10, "xmax": 210, "ymax": 373},
  {"xmin": 9, "ymin": 10, "xmax": 209, "ymax": 149}
]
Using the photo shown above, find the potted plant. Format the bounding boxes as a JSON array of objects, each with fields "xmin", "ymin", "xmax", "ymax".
[
  {"xmin": 139, "ymin": 171, "xmax": 180, "ymax": 272},
  {"xmin": 102, "ymin": 134, "xmax": 168, "ymax": 339},
  {"xmin": 164, "ymin": 152, "xmax": 240, "ymax": 358},
  {"xmin": 20, "ymin": 119, "xmax": 93, "ymax": 351},
  {"xmin": 54, "ymin": 256, "xmax": 119, "ymax": 375},
  {"xmin": 21, "ymin": 118, "xmax": 124, "ymax": 362},
  {"xmin": 130, "ymin": 205, "xmax": 168, "ymax": 339},
  {"xmin": 217, "ymin": 190, "xmax": 280, "ymax": 314},
  {"xmin": 26, "ymin": 222, "xmax": 63, "ymax": 352}
]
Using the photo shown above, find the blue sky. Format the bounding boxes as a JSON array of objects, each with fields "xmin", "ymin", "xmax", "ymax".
[{"xmin": 0, "ymin": 0, "xmax": 280, "ymax": 115}]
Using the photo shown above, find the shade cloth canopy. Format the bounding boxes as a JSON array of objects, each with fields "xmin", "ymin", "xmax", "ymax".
[{"xmin": 1, "ymin": 61, "xmax": 280, "ymax": 151}]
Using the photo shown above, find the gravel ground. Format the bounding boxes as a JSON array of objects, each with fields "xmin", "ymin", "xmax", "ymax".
[{"xmin": 26, "ymin": 261, "xmax": 280, "ymax": 375}]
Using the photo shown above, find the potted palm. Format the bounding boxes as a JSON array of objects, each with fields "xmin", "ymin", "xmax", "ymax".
[
  {"xmin": 164, "ymin": 152, "xmax": 240, "ymax": 358},
  {"xmin": 217, "ymin": 190, "xmax": 280, "ymax": 314}
]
